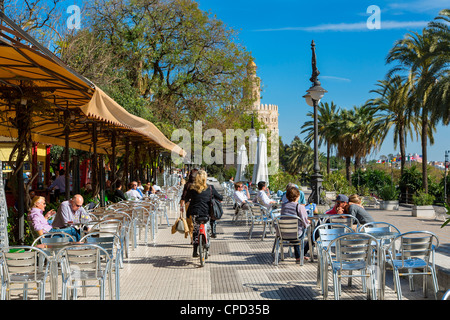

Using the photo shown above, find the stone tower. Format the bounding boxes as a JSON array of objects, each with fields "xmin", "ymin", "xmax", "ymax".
[{"xmin": 244, "ymin": 61, "xmax": 279, "ymax": 134}]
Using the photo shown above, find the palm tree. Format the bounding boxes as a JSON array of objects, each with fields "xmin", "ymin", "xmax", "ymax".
[
  {"xmin": 301, "ymin": 101, "xmax": 339, "ymax": 175},
  {"xmin": 328, "ymin": 105, "xmax": 385, "ymax": 185},
  {"xmin": 426, "ymin": 9, "xmax": 450, "ymax": 125},
  {"xmin": 366, "ymin": 75, "xmax": 420, "ymax": 176},
  {"xmin": 285, "ymin": 136, "xmax": 318, "ymax": 175},
  {"xmin": 386, "ymin": 30, "xmax": 439, "ymax": 193}
]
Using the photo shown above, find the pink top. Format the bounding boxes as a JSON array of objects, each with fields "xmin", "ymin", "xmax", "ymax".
[{"xmin": 28, "ymin": 207, "xmax": 52, "ymax": 233}]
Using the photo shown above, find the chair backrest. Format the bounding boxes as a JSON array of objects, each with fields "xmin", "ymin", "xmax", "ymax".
[
  {"xmin": 90, "ymin": 219, "xmax": 122, "ymax": 236},
  {"xmin": 388, "ymin": 231, "xmax": 439, "ymax": 265},
  {"xmin": 323, "ymin": 214, "xmax": 360, "ymax": 229},
  {"xmin": 31, "ymin": 231, "xmax": 76, "ymax": 246},
  {"xmin": 358, "ymin": 222, "xmax": 400, "ymax": 234},
  {"xmin": 313, "ymin": 223, "xmax": 354, "ymax": 249},
  {"xmin": 327, "ymin": 233, "xmax": 378, "ymax": 267},
  {"xmin": 2, "ymin": 246, "xmax": 49, "ymax": 282},
  {"xmin": 57, "ymin": 244, "xmax": 110, "ymax": 278},
  {"xmin": 275, "ymin": 215, "xmax": 303, "ymax": 241},
  {"xmin": 80, "ymin": 232, "xmax": 121, "ymax": 260}
]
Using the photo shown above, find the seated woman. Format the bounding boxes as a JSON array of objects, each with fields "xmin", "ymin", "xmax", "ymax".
[
  {"xmin": 348, "ymin": 194, "xmax": 375, "ymax": 225},
  {"xmin": 28, "ymin": 196, "xmax": 78, "ymax": 240},
  {"xmin": 280, "ymin": 186, "xmax": 311, "ymax": 263}
]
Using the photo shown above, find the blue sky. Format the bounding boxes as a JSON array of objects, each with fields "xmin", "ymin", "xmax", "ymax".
[{"xmin": 197, "ymin": 0, "xmax": 450, "ymax": 162}]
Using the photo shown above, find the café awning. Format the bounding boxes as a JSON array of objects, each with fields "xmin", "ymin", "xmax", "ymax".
[{"xmin": 0, "ymin": 11, "xmax": 185, "ymax": 157}]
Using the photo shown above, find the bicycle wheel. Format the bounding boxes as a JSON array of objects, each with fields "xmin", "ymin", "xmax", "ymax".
[{"xmin": 199, "ymin": 234, "xmax": 205, "ymax": 266}]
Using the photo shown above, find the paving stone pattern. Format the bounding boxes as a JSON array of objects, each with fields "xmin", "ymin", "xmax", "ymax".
[{"xmin": 8, "ymin": 183, "xmax": 449, "ymax": 301}]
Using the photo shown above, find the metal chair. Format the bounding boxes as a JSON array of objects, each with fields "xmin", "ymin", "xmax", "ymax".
[
  {"xmin": 248, "ymin": 203, "xmax": 275, "ymax": 240},
  {"xmin": 386, "ymin": 231, "xmax": 440, "ymax": 300},
  {"xmin": 81, "ymin": 232, "xmax": 122, "ymax": 300},
  {"xmin": 323, "ymin": 214, "xmax": 360, "ymax": 230},
  {"xmin": 1, "ymin": 246, "xmax": 50, "ymax": 300},
  {"xmin": 101, "ymin": 211, "xmax": 132, "ymax": 260},
  {"xmin": 155, "ymin": 198, "xmax": 170, "ymax": 227},
  {"xmin": 326, "ymin": 233, "xmax": 378, "ymax": 300},
  {"xmin": 57, "ymin": 243, "xmax": 112, "ymax": 300},
  {"xmin": 313, "ymin": 223, "xmax": 354, "ymax": 299},
  {"xmin": 31, "ymin": 231, "xmax": 76, "ymax": 247},
  {"xmin": 273, "ymin": 215, "xmax": 310, "ymax": 266},
  {"xmin": 233, "ymin": 202, "xmax": 252, "ymax": 226}
]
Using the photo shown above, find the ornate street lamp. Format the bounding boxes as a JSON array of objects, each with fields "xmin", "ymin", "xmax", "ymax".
[
  {"xmin": 445, "ymin": 150, "xmax": 450, "ymax": 204},
  {"xmin": 304, "ymin": 40, "xmax": 327, "ymax": 205}
]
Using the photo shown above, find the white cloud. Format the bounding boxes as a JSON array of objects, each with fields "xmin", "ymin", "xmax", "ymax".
[
  {"xmin": 320, "ymin": 76, "xmax": 351, "ymax": 82},
  {"xmin": 387, "ymin": 0, "xmax": 449, "ymax": 13},
  {"xmin": 253, "ymin": 20, "xmax": 429, "ymax": 32}
]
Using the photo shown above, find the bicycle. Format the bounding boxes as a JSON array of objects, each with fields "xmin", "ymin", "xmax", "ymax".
[{"xmin": 195, "ymin": 215, "xmax": 211, "ymax": 267}]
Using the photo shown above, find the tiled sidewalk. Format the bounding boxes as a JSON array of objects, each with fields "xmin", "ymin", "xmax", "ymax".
[
  {"xmin": 7, "ymin": 185, "xmax": 448, "ymax": 301},
  {"xmin": 116, "ymin": 201, "xmax": 445, "ymax": 301}
]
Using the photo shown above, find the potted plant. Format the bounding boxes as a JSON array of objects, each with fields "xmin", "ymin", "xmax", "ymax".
[
  {"xmin": 378, "ymin": 184, "xmax": 399, "ymax": 210},
  {"xmin": 412, "ymin": 191, "xmax": 435, "ymax": 218}
]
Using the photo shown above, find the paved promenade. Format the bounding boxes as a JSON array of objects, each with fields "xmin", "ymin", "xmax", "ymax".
[
  {"xmin": 115, "ymin": 183, "xmax": 450, "ymax": 302},
  {"xmin": 7, "ymin": 182, "xmax": 449, "ymax": 303}
]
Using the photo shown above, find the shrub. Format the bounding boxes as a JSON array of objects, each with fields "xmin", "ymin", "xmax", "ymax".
[
  {"xmin": 412, "ymin": 191, "xmax": 435, "ymax": 206},
  {"xmin": 379, "ymin": 184, "xmax": 400, "ymax": 201}
]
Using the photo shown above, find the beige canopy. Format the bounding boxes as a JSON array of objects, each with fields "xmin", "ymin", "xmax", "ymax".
[{"xmin": 0, "ymin": 12, "xmax": 185, "ymax": 157}]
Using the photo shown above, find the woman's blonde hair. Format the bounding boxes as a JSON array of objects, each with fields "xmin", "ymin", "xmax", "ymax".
[
  {"xmin": 349, "ymin": 194, "xmax": 361, "ymax": 204},
  {"xmin": 190, "ymin": 170, "xmax": 208, "ymax": 193},
  {"xmin": 32, "ymin": 196, "xmax": 45, "ymax": 207}
]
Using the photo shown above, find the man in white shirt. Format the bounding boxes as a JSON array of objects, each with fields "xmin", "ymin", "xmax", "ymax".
[
  {"xmin": 257, "ymin": 181, "xmax": 276, "ymax": 210},
  {"xmin": 125, "ymin": 181, "xmax": 143, "ymax": 200},
  {"xmin": 233, "ymin": 182, "xmax": 251, "ymax": 214}
]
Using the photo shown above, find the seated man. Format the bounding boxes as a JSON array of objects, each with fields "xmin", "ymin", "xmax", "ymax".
[
  {"xmin": 325, "ymin": 194, "xmax": 349, "ymax": 215},
  {"xmin": 50, "ymin": 194, "xmax": 91, "ymax": 241},
  {"xmin": 125, "ymin": 181, "xmax": 143, "ymax": 200},
  {"xmin": 233, "ymin": 182, "xmax": 251, "ymax": 214},
  {"xmin": 113, "ymin": 180, "xmax": 127, "ymax": 202},
  {"xmin": 256, "ymin": 181, "xmax": 277, "ymax": 210}
]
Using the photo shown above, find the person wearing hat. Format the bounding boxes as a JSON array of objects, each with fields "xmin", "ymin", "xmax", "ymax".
[{"xmin": 325, "ymin": 194, "xmax": 349, "ymax": 215}]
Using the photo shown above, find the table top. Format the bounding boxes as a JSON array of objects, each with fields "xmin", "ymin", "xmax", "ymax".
[
  {"xmin": 36, "ymin": 242, "xmax": 83, "ymax": 251},
  {"xmin": 364, "ymin": 231, "xmax": 399, "ymax": 239}
]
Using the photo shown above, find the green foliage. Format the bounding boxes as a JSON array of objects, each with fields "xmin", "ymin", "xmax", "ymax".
[
  {"xmin": 379, "ymin": 184, "xmax": 400, "ymax": 201},
  {"xmin": 399, "ymin": 165, "xmax": 423, "ymax": 194},
  {"xmin": 268, "ymin": 170, "xmax": 302, "ymax": 193},
  {"xmin": 352, "ymin": 168, "xmax": 393, "ymax": 196},
  {"xmin": 223, "ymin": 166, "xmax": 236, "ymax": 181},
  {"xmin": 442, "ymin": 202, "xmax": 450, "ymax": 228},
  {"xmin": 323, "ymin": 171, "xmax": 357, "ymax": 195},
  {"xmin": 412, "ymin": 191, "xmax": 435, "ymax": 206}
]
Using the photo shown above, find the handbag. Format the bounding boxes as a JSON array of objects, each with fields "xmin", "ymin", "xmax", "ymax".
[
  {"xmin": 209, "ymin": 186, "xmax": 223, "ymax": 220},
  {"xmin": 172, "ymin": 212, "xmax": 188, "ymax": 234}
]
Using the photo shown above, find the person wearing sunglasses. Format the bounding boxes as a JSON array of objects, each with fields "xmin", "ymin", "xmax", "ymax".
[
  {"xmin": 325, "ymin": 194, "xmax": 349, "ymax": 215},
  {"xmin": 51, "ymin": 194, "xmax": 91, "ymax": 241}
]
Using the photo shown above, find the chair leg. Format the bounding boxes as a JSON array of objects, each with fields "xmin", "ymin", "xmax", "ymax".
[
  {"xmin": 393, "ymin": 269, "xmax": 402, "ymax": 300},
  {"xmin": 423, "ymin": 268, "xmax": 428, "ymax": 298},
  {"xmin": 333, "ymin": 271, "xmax": 340, "ymax": 300},
  {"xmin": 273, "ymin": 239, "xmax": 279, "ymax": 265},
  {"xmin": 408, "ymin": 268, "xmax": 415, "ymax": 292}
]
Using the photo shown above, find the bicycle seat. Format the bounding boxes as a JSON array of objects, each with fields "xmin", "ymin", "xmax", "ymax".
[{"xmin": 195, "ymin": 216, "xmax": 209, "ymax": 223}]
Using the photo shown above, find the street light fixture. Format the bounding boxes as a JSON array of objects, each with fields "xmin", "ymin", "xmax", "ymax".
[
  {"xmin": 304, "ymin": 40, "xmax": 327, "ymax": 205},
  {"xmin": 445, "ymin": 152, "xmax": 448, "ymax": 203}
]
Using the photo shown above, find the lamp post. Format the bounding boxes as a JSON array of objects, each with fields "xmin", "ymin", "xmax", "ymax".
[
  {"xmin": 445, "ymin": 150, "xmax": 450, "ymax": 204},
  {"xmin": 304, "ymin": 40, "xmax": 327, "ymax": 205}
]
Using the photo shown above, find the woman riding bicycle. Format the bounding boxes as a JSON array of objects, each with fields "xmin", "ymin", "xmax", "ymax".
[{"xmin": 183, "ymin": 170, "xmax": 223, "ymax": 257}]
